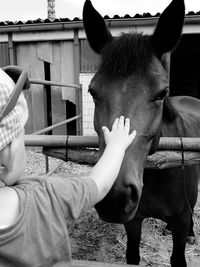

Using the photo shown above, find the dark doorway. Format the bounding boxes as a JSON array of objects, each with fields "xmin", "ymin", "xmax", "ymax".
[
  {"xmin": 66, "ymin": 100, "xmax": 76, "ymax": 135},
  {"xmin": 170, "ymin": 34, "xmax": 200, "ymax": 99},
  {"xmin": 44, "ymin": 61, "xmax": 52, "ymax": 134}
]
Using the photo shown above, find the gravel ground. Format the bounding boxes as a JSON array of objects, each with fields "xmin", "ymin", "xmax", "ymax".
[{"xmin": 25, "ymin": 149, "xmax": 200, "ymax": 266}]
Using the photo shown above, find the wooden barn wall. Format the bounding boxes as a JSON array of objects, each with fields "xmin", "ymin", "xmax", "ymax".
[
  {"xmin": 15, "ymin": 41, "xmax": 75, "ymax": 135},
  {"xmin": 80, "ymin": 39, "xmax": 99, "ymax": 73},
  {"xmin": 16, "ymin": 42, "xmax": 46, "ymax": 134},
  {"xmin": 0, "ymin": 43, "xmax": 9, "ymax": 67},
  {"xmin": 50, "ymin": 41, "xmax": 75, "ymax": 135}
]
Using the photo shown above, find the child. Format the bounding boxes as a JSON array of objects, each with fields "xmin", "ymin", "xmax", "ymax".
[{"xmin": 0, "ymin": 68, "xmax": 136, "ymax": 266}]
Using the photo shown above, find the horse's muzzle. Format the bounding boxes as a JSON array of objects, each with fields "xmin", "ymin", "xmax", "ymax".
[{"xmin": 95, "ymin": 181, "xmax": 141, "ymax": 223}]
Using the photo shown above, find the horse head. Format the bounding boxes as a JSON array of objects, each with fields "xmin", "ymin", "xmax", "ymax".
[{"xmin": 83, "ymin": 0, "xmax": 185, "ymax": 223}]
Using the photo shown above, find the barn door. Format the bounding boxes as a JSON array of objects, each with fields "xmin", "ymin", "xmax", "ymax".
[
  {"xmin": 16, "ymin": 42, "xmax": 46, "ymax": 134},
  {"xmin": 16, "ymin": 41, "xmax": 77, "ymax": 135}
]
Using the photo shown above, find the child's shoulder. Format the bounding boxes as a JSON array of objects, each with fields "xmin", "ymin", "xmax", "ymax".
[{"xmin": 0, "ymin": 186, "xmax": 20, "ymax": 229}]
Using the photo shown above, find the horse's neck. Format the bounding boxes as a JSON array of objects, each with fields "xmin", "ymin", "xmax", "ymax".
[
  {"xmin": 161, "ymin": 115, "xmax": 185, "ymax": 137},
  {"xmin": 163, "ymin": 95, "xmax": 200, "ymax": 138}
]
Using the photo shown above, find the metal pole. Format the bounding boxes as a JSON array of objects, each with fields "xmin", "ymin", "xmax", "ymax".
[
  {"xmin": 25, "ymin": 135, "xmax": 99, "ymax": 147},
  {"xmin": 8, "ymin": 33, "xmax": 16, "ymax": 65},
  {"xmin": 32, "ymin": 114, "xmax": 82, "ymax": 135},
  {"xmin": 29, "ymin": 78, "xmax": 80, "ymax": 89},
  {"xmin": 24, "ymin": 136, "xmax": 200, "ymax": 151}
]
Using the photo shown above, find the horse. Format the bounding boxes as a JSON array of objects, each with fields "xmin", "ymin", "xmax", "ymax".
[{"xmin": 83, "ymin": 0, "xmax": 200, "ymax": 266}]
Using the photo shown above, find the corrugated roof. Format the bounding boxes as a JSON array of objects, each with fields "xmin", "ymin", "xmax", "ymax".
[{"xmin": 0, "ymin": 11, "xmax": 200, "ymax": 27}]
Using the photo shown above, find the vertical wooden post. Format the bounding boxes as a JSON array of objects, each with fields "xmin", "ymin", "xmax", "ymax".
[
  {"xmin": 74, "ymin": 29, "xmax": 82, "ymax": 135},
  {"xmin": 8, "ymin": 33, "xmax": 16, "ymax": 65},
  {"xmin": 78, "ymin": 84, "xmax": 83, "ymax": 135}
]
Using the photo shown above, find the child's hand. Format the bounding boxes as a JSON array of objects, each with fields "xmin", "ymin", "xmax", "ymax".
[
  {"xmin": 91, "ymin": 116, "xmax": 136, "ymax": 202},
  {"xmin": 102, "ymin": 116, "xmax": 136, "ymax": 150}
]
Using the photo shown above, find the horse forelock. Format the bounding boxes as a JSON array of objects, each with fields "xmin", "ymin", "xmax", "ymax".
[{"xmin": 98, "ymin": 32, "xmax": 154, "ymax": 79}]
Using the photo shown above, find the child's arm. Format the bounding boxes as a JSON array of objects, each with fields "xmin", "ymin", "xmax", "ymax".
[
  {"xmin": 0, "ymin": 131, "xmax": 26, "ymax": 186},
  {"xmin": 89, "ymin": 116, "xmax": 136, "ymax": 203},
  {"xmin": 0, "ymin": 132, "xmax": 25, "ymax": 228}
]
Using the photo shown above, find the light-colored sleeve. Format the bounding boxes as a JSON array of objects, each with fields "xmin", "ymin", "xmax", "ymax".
[{"xmin": 47, "ymin": 176, "xmax": 98, "ymax": 227}]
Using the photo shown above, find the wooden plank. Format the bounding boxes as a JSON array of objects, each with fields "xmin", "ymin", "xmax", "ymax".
[
  {"xmin": 74, "ymin": 29, "xmax": 82, "ymax": 135},
  {"xmin": 77, "ymin": 85, "xmax": 83, "ymax": 135},
  {"xmin": 29, "ymin": 43, "xmax": 46, "ymax": 133},
  {"xmin": 60, "ymin": 41, "xmax": 76, "ymax": 102},
  {"xmin": 16, "ymin": 43, "xmax": 46, "ymax": 133},
  {"xmin": 146, "ymin": 150, "xmax": 200, "ymax": 169},
  {"xmin": 43, "ymin": 147, "xmax": 200, "ymax": 169},
  {"xmin": 37, "ymin": 42, "xmax": 53, "ymax": 63},
  {"xmin": 50, "ymin": 42, "xmax": 66, "ymax": 135},
  {"xmin": 16, "ymin": 43, "xmax": 33, "ymax": 133},
  {"xmin": 43, "ymin": 147, "xmax": 99, "ymax": 165},
  {"xmin": 72, "ymin": 260, "xmax": 138, "ymax": 267},
  {"xmin": 16, "ymin": 42, "xmax": 46, "ymax": 134},
  {"xmin": 0, "ymin": 42, "xmax": 9, "ymax": 67},
  {"xmin": 80, "ymin": 39, "xmax": 99, "ymax": 73}
]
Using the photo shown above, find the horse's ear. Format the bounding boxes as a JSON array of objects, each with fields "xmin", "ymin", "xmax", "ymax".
[
  {"xmin": 152, "ymin": 0, "xmax": 185, "ymax": 59},
  {"xmin": 83, "ymin": 0, "xmax": 113, "ymax": 54}
]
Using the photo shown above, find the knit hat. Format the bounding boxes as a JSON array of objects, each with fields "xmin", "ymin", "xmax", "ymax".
[{"xmin": 0, "ymin": 69, "xmax": 29, "ymax": 150}]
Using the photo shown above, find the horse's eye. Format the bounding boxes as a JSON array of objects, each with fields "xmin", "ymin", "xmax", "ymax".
[{"xmin": 154, "ymin": 88, "xmax": 169, "ymax": 101}]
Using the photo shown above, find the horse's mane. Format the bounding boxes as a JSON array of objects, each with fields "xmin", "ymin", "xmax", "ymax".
[{"xmin": 99, "ymin": 32, "xmax": 154, "ymax": 79}]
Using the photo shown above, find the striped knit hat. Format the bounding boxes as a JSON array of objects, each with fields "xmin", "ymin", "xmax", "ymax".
[{"xmin": 0, "ymin": 69, "xmax": 28, "ymax": 150}]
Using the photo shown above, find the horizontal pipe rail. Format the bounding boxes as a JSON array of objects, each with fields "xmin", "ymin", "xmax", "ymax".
[
  {"xmin": 72, "ymin": 260, "xmax": 137, "ymax": 267},
  {"xmin": 25, "ymin": 136, "xmax": 200, "ymax": 151},
  {"xmin": 29, "ymin": 78, "xmax": 81, "ymax": 89},
  {"xmin": 158, "ymin": 137, "xmax": 200, "ymax": 151},
  {"xmin": 25, "ymin": 135, "xmax": 99, "ymax": 147},
  {"xmin": 32, "ymin": 115, "xmax": 82, "ymax": 135},
  {"xmin": 26, "ymin": 135, "xmax": 200, "ymax": 168}
]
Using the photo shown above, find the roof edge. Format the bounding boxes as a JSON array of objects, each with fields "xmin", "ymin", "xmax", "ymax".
[{"xmin": 0, "ymin": 15, "xmax": 199, "ymax": 34}]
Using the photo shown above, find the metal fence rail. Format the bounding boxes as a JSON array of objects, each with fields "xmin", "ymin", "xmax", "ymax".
[
  {"xmin": 25, "ymin": 135, "xmax": 200, "ymax": 169},
  {"xmin": 32, "ymin": 115, "xmax": 82, "ymax": 135},
  {"xmin": 29, "ymin": 78, "xmax": 81, "ymax": 89},
  {"xmin": 25, "ymin": 136, "xmax": 200, "ymax": 151}
]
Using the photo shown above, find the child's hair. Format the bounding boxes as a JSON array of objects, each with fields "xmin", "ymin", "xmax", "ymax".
[{"xmin": 0, "ymin": 69, "xmax": 29, "ymax": 150}]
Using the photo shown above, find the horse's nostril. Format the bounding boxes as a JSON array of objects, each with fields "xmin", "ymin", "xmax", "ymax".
[{"xmin": 124, "ymin": 184, "xmax": 139, "ymax": 214}]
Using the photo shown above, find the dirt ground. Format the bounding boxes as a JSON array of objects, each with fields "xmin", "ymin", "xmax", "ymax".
[{"xmin": 25, "ymin": 150, "xmax": 200, "ymax": 266}]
